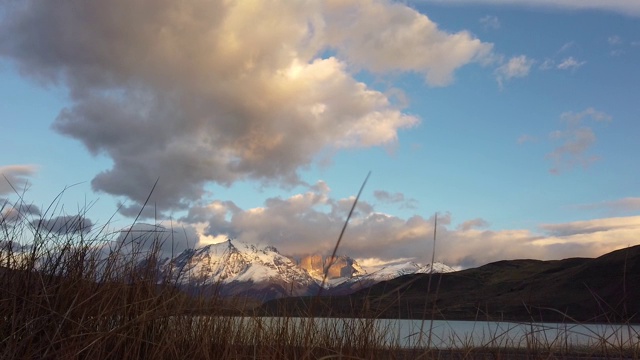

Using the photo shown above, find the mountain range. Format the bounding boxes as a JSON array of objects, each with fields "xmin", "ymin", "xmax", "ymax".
[
  {"xmin": 155, "ymin": 239, "xmax": 455, "ymax": 301},
  {"xmin": 260, "ymin": 244, "xmax": 640, "ymax": 323}
]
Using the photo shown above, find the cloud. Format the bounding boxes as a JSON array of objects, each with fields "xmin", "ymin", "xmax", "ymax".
[
  {"xmin": 31, "ymin": 215, "xmax": 93, "ymax": 235},
  {"xmin": 608, "ymin": 35, "xmax": 623, "ymax": 45},
  {"xmin": 1, "ymin": 203, "xmax": 41, "ymax": 223},
  {"xmin": 325, "ymin": 0, "xmax": 494, "ymax": 86},
  {"xmin": 539, "ymin": 58, "xmax": 555, "ymax": 70},
  {"xmin": 0, "ymin": 165, "xmax": 37, "ymax": 195},
  {"xmin": 457, "ymin": 218, "xmax": 490, "ymax": 231},
  {"xmin": 546, "ymin": 108, "xmax": 612, "ymax": 174},
  {"xmin": 446, "ymin": 216, "xmax": 640, "ymax": 268},
  {"xmin": 495, "ymin": 55, "xmax": 533, "ymax": 88},
  {"xmin": 539, "ymin": 56, "xmax": 585, "ymax": 71},
  {"xmin": 517, "ymin": 134, "xmax": 536, "ymax": 144},
  {"xmin": 373, "ymin": 190, "xmax": 418, "ymax": 209},
  {"xmin": 557, "ymin": 57, "xmax": 586, "ymax": 70},
  {"xmin": 558, "ymin": 42, "xmax": 575, "ymax": 53},
  {"xmin": 171, "ymin": 182, "xmax": 640, "ymax": 269},
  {"xmin": 113, "ymin": 223, "xmax": 198, "ymax": 258},
  {"xmin": 180, "ymin": 187, "xmax": 448, "ymax": 263},
  {"xmin": 540, "ymin": 216, "xmax": 640, "ymax": 237},
  {"xmin": 610, "ymin": 49, "xmax": 625, "ymax": 57},
  {"xmin": 479, "ymin": 15, "xmax": 501, "ymax": 30},
  {"xmin": 576, "ymin": 197, "xmax": 640, "ymax": 215},
  {"xmin": 0, "ymin": 0, "xmax": 495, "ymax": 216},
  {"xmin": 561, "ymin": 108, "xmax": 612, "ymax": 124},
  {"xmin": 418, "ymin": 0, "xmax": 640, "ymax": 17}
]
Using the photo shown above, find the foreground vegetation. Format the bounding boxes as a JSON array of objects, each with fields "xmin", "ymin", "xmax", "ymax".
[{"xmin": 1, "ymin": 194, "xmax": 639, "ymax": 359}]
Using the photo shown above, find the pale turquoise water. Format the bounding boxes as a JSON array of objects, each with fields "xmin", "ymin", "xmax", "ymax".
[
  {"xmin": 230, "ymin": 317, "xmax": 640, "ymax": 349},
  {"xmin": 376, "ymin": 318, "xmax": 640, "ymax": 349}
]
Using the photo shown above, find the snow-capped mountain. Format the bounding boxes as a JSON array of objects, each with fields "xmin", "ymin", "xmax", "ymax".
[
  {"xmin": 164, "ymin": 239, "xmax": 319, "ymax": 300},
  {"xmin": 326, "ymin": 261, "xmax": 456, "ymax": 295},
  {"xmin": 157, "ymin": 239, "xmax": 455, "ymax": 301},
  {"xmin": 357, "ymin": 261, "xmax": 456, "ymax": 282}
]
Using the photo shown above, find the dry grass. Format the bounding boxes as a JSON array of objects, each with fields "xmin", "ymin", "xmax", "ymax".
[
  {"xmin": 0, "ymin": 190, "xmax": 401, "ymax": 359},
  {"xmin": 1, "ymin": 190, "xmax": 639, "ymax": 359}
]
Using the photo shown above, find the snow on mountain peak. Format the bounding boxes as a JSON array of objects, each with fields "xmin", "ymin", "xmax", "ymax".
[
  {"xmin": 157, "ymin": 238, "xmax": 456, "ymax": 299},
  {"xmin": 348, "ymin": 261, "xmax": 456, "ymax": 283},
  {"xmin": 168, "ymin": 239, "xmax": 314, "ymax": 287}
]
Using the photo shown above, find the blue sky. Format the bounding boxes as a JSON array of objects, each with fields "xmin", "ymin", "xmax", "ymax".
[{"xmin": 1, "ymin": 0, "xmax": 639, "ymax": 269}]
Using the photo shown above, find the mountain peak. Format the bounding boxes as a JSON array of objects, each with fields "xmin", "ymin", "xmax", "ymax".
[
  {"xmin": 298, "ymin": 254, "xmax": 366, "ymax": 284},
  {"xmin": 158, "ymin": 239, "xmax": 455, "ymax": 300}
]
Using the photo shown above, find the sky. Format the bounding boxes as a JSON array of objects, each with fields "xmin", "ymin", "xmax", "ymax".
[{"xmin": 1, "ymin": 0, "xmax": 639, "ymax": 270}]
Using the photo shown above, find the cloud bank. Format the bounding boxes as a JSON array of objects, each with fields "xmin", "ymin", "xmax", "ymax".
[
  {"xmin": 577, "ymin": 197, "xmax": 640, "ymax": 215},
  {"xmin": 172, "ymin": 183, "xmax": 640, "ymax": 268},
  {"xmin": 0, "ymin": 0, "xmax": 492, "ymax": 216},
  {"xmin": 419, "ymin": 0, "xmax": 640, "ymax": 17}
]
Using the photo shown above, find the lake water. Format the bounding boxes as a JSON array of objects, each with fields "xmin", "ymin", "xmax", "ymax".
[{"xmin": 230, "ymin": 317, "xmax": 640, "ymax": 349}]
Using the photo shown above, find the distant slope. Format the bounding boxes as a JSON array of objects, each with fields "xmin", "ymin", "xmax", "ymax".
[{"xmin": 260, "ymin": 245, "xmax": 640, "ymax": 323}]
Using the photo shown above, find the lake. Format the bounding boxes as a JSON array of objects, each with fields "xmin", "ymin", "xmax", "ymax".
[{"xmin": 227, "ymin": 317, "xmax": 640, "ymax": 349}]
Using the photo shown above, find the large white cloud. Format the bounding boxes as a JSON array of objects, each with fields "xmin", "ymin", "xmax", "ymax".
[
  {"xmin": 0, "ymin": 0, "xmax": 493, "ymax": 216},
  {"xmin": 325, "ymin": 0, "xmax": 493, "ymax": 86}
]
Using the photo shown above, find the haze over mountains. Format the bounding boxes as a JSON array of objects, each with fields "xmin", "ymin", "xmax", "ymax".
[{"xmin": 152, "ymin": 239, "xmax": 454, "ymax": 300}]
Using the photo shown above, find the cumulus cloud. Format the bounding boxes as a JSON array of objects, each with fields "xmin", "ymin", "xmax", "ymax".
[
  {"xmin": 0, "ymin": 165, "xmax": 37, "ymax": 195},
  {"xmin": 0, "ymin": 0, "xmax": 495, "ymax": 216},
  {"xmin": 1, "ymin": 203, "xmax": 41, "ymax": 223},
  {"xmin": 113, "ymin": 223, "xmax": 198, "ymax": 258},
  {"xmin": 495, "ymin": 55, "xmax": 533, "ymax": 88},
  {"xmin": 546, "ymin": 108, "xmax": 612, "ymax": 174},
  {"xmin": 325, "ymin": 0, "xmax": 493, "ymax": 86},
  {"xmin": 456, "ymin": 218, "xmax": 489, "ymax": 231},
  {"xmin": 445, "ymin": 216, "xmax": 640, "ymax": 268},
  {"xmin": 419, "ymin": 0, "xmax": 640, "ymax": 17},
  {"xmin": 180, "ymin": 186, "xmax": 447, "ymax": 262},
  {"xmin": 479, "ymin": 15, "xmax": 501, "ymax": 30},
  {"xmin": 31, "ymin": 215, "xmax": 93, "ymax": 235},
  {"xmin": 167, "ymin": 183, "xmax": 640, "ymax": 269},
  {"xmin": 373, "ymin": 190, "xmax": 418, "ymax": 209}
]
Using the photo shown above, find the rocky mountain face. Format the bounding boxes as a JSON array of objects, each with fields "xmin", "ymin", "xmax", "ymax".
[
  {"xmin": 158, "ymin": 239, "xmax": 454, "ymax": 301},
  {"xmin": 298, "ymin": 254, "xmax": 366, "ymax": 285}
]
